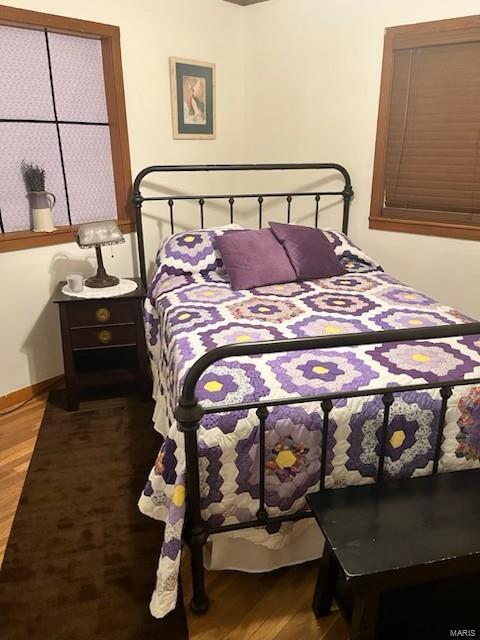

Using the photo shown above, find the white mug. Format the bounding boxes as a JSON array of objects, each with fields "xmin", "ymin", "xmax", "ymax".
[{"xmin": 67, "ymin": 273, "xmax": 84, "ymax": 293}]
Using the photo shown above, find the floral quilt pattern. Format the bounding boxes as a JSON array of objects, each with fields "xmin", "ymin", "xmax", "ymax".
[{"xmin": 138, "ymin": 229, "xmax": 480, "ymax": 618}]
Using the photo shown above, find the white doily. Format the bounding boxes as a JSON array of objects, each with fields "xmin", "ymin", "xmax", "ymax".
[{"xmin": 62, "ymin": 278, "xmax": 138, "ymax": 299}]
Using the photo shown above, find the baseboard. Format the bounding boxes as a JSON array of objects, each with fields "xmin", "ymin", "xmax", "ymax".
[{"xmin": 0, "ymin": 376, "xmax": 64, "ymax": 411}]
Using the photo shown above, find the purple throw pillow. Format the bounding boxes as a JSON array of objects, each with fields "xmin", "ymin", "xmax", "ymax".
[
  {"xmin": 269, "ymin": 221, "xmax": 345, "ymax": 280},
  {"xmin": 215, "ymin": 229, "xmax": 297, "ymax": 290}
]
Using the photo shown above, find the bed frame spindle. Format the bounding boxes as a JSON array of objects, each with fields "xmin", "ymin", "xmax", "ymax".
[
  {"xmin": 433, "ymin": 386, "xmax": 453, "ymax": 474},
  {"xmin": 320, "ymin": 399, "xmax": 333, "ymax": 490},
  {"xmin": 314, "ymin": 194, "xmax": 320, "ymax": 228},
  {"xmin": 286, "ymin": 195, "xmax": 292, "ymax": 223},
  {"xmin": 256, "ymin": 406, "xmax": 269, "ymax": 523},
  {"xmin": 168, "ymin": 199, "xmax": 174, "ymax": 235},
  {"xmin": 377, "ymin": 393, "xmax": 394, "ymax": 483}
]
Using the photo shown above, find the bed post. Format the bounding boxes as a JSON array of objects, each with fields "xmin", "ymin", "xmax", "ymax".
[
  {"xmin": 175, "ymin": 399, "xmax": 210, "ymax": 614},
  {"xmin": 341, "ymin": 183, "xmax": 354, "ymax": 235},
  {"xmin": 133, "ymin": 188, "xmax": 147, "ymax": 288}
]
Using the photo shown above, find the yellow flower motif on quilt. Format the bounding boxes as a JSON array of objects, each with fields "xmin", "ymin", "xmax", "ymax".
[
  {"xmin": 204, "ymin": 380, "xmax": 223, "ymax": 393},
  {"xmin": 412, "ymin": 353, "xmax": 430, "ymax": 363},
  {"xmin": 409, "ymin": 318, "xmax": 423, "ymax": 325},
  {"xmin": 275, "ymin": 449, "xmax": 297, "ymax": 469},
  {"xmin": 184, "ymin": 235, "xmax": 195, "ymax": 243},
  {"xmin": 236, "ymin": 334, "xmax": 252, "ymax": 342},
  {"xmin": 390, "ymin": 430, "xmax": 406, "ymax": 448},
  {"xmin": 173, "ymin": 485, "xmax": 186, "ymax": 507},
  {"xmin": 178, "ymin": 312, "xmax": 191, "ymax": 320},
  {"xmin": 324, "ymin": 324, "xmax": 341, "ymax": 334},
  {"xmin": 202, "ymin": 290, "xmax": 215, "ymax": 297},
  {"xmin": 313, "ymin": 365, "xmax": 329, "ymax": 375},
  {"xmin": 258, "ymin": 306, "xmax": 270, "ymax": 313}
]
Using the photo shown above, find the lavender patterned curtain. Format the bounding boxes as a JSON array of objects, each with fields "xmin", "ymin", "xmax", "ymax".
[{"xmin": 0, "ymin": 25, "xmax": 117, "ymax": 233}]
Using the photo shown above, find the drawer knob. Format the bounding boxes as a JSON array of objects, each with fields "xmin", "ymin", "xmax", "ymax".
[
  {"xmin": 97, "ymin": 329, "xmax": 112, "ymax": 344},
  {"xmin": 96, "ymin": 307, "xmax": 111, "ymax": 322}
]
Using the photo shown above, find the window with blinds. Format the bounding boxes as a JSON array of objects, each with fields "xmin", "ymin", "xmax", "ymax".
[
  {"xmin": 0, "ymin": 6, "xmax": 132, "ymax": 252},
  {"xmin": 370, "ymin": 16, "xmax": 480, "ymax": 241}
]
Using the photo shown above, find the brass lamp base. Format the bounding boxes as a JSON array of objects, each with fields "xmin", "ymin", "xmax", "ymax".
[{"xmin": 85, "ymin": 273, "xmax": 119, "ymax": 288}]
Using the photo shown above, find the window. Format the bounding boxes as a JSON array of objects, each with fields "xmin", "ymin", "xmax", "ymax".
[
  {"xmin": 0, "ymin": 6, "xmax": 132, "ymax": 252},
  {"xmin": 370, "ymin": 15, "xmax": 480, "ymax": 241}
]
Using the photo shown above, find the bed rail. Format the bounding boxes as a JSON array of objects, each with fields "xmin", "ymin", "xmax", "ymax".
[{"xmin": 132, "ymin": 163, "xmax": 353, "ymax": 288}]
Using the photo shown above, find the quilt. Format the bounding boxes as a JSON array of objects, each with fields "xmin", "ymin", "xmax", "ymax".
[{"xmin": 138, "ymin": 227, "xmax": 480, "ymax": 618}]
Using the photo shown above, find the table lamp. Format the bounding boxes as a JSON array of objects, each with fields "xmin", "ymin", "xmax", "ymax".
[{"xmin": 76, "ymin": 220, "xmax": 125, "ymax": 288}]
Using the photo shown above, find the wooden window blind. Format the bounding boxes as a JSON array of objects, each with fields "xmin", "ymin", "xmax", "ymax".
[{"xmin": 370, "ymin": 15, "xmax": 480, "ymax": 241}]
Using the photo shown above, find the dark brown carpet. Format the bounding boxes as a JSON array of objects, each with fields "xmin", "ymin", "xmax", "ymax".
[{"xmin": 0, "ymin": 391, "xmax": 188, "ymax": 640}]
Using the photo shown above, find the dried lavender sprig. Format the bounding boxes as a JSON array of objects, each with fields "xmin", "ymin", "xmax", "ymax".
[{"xmin": 21, "ymin": 161, "xmax": 46, "ymax": 192}]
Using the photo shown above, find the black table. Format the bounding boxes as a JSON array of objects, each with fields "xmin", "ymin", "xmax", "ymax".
[{"xmin": 307, "ymin": 470, "xmax": 480, "ymax": 639}]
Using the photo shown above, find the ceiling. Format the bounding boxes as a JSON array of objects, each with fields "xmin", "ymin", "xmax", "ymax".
[{"xmin": 223, "ymin": 0, "xmax": 270, "ymax": 6}]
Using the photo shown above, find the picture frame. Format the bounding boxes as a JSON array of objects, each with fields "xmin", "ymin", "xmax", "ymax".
[{"xmin": 169, "ymin": 57, "xmax": 216, "ymax": 140}]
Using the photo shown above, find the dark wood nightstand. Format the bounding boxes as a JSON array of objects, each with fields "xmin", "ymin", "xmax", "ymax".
[{"xmin": 52, "ymin": 277, "xmax": 151, "ymax": 411}]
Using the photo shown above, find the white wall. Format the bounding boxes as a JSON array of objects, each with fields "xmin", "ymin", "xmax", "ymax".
[
  {"xmin": 2, "ymin": 0, "xmax": 480, "ymax": 396},
  {"xmin": 244, "ymin": 0, "xmax": 480, "ymax": 319},
  {"xmin": 0, "ymin": 0, "xmax": 245, "ymax": 396}
]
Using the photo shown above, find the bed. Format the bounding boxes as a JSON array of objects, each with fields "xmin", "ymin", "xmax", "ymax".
[{"xmin": 133, "ymin": 163, "xmax": 480, "ymax": 619}]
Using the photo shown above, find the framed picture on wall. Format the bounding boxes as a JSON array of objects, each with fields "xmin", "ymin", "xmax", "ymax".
[{"xmin": 169, "ymin": 57, "xmax": 216, "ymax": 139}]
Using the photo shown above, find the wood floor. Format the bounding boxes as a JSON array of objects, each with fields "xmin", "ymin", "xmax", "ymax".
[
  {"xmin": 0, "ymin": 392, "xmax": 349, "ymax": 640},
  {"xmin": 0, "ymin": 392, "xmax": 47, "ymax": 562}
]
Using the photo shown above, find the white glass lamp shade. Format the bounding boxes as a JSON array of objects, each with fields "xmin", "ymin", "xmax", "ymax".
[{"xmin": 76, "ymin": 220, "xmax": 124, "ymax": 248}]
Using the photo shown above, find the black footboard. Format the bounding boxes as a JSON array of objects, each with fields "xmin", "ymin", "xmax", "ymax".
[{"xmin": 175, "ymin": 322, "xmax": 480, "ymax": 614}]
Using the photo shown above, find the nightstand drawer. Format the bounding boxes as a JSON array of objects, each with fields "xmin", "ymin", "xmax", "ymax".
[
  {"xmin": 67, "ymin": 301, "xmax": 136, "ymax": 328},
  {"xmin": 70, "ymin": 324, "xmax": 137, "ymax": 350}
]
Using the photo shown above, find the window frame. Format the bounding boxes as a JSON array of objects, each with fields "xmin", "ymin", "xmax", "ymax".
[
  {"xmin": 0, "ymin": 4, "xmax": 133, "ymax": 252},
  {"xmin": 369, "ymin": 14, "xmax": 480, "ymax": 242}
]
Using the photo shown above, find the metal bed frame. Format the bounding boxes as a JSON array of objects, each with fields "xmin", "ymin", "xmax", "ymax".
[{"xmin": 133, "ymin": 163, "xmax": 480, "ymax": 614}]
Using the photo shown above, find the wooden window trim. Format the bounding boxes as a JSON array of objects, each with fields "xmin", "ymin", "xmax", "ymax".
[
  {"xmin": 0, "ymin": 220, "xmax": 135, "ymax": 252},
  {"xmin": 0, "ymin": 5, "xmax": 133, "ymax": 252},
  {"xmin": 369, "ymin": 14, "xmax": 480, "ymax": 241}
]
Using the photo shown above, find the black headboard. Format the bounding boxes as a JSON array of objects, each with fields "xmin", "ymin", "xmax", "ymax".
[{"xmin": 132, "ymin": 163, "xmax": 353, "ymax": 287}]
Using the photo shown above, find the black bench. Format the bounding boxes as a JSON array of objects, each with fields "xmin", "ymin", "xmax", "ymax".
[{"xmin": 306, "ymin": 469, "xmax": 480, "ymax": 640}]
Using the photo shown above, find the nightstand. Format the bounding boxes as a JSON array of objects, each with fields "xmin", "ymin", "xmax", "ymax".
[{"xmin": 52, "ymin": 277, "xmax": 151, "ymax": 411}]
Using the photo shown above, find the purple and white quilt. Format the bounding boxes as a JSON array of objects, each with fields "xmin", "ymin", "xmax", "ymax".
[{"xmin": 138, "ymin": 226, "xmax": 480, "ymax": 618}]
